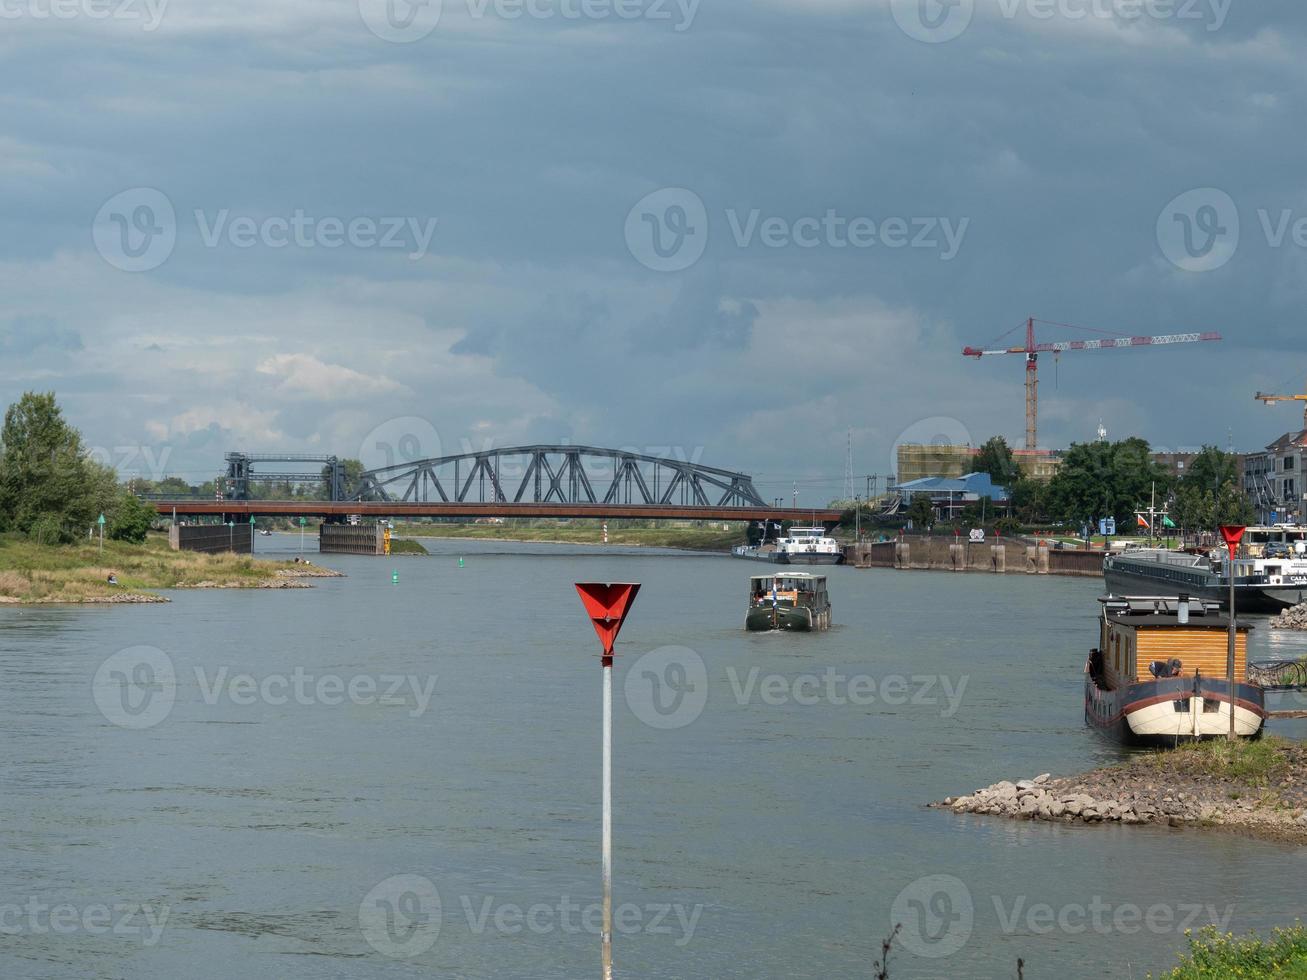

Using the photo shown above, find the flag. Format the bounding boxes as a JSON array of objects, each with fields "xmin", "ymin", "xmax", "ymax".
[
  {"xmin": 1162, "ymin": 516, "xmax": 1176, "ymax": 529},
  {"xmin": 1137, "ymin": 515, "xmax": 1150, "ymax": 529}
]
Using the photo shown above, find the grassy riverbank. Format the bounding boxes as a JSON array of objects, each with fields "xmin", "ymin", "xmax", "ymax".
[
  {"xmin": 1157, "ymin": 925, "xmax": 1307, "ymax": 978},
  {"xmin": 394, "ymin": 520, "xmax": 745, "ymax": 551},
  {"xmin": 0, "ymin": 532, "xmax": 337, "ymax": 603}
]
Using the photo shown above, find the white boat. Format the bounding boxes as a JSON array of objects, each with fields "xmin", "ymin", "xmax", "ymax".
[{"xmin": 734, "ymin": 526, "xmax": 844, "ymax": 565}]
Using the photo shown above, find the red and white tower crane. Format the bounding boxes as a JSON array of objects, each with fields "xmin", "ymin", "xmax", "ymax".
[{"xmin": 962, "ymin": 317, "xmax": 1222, "ymax": 451}]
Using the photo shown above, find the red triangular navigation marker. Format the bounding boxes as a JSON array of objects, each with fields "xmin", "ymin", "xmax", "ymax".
[
  {"xmin": 1220, "ymin": 525, "xmax": 1246, "ymax": 560},
  {"xmin": 575, "ymin": 582, "xmax": 641, "ymax": 656}
]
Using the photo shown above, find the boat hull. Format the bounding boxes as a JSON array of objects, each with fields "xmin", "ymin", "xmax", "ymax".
[
  {"xmin": 776, "ymin": 552, "xmax": 844, "ymax": 566},
  {"xmin": 1103, "ymin": 565, "xmax": 1297, "ymax": 614},
  {"xmin": 747, "ymin": 605, "xmax": 812, "ymax": 631},
  {"xmin": 1084, "ymin": 659, "xmax": 1265, "ymax": 745}
]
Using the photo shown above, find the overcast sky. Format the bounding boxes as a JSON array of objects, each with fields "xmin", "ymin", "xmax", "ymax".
[{"xmin": 3, "ymin": 0, "xmax": 1305, "ymax": 503}]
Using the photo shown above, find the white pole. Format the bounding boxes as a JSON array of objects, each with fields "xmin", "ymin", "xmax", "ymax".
[{"xmin": 602, "ymin": 657, "xmax": 613, "ymax": 980}]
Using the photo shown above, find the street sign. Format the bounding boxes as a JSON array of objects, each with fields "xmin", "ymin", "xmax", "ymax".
[
  {"xmin": 575, "ymin": 583, "xmax": 641, "ymax": 657},
  {"xmin": 968, "ymin": 528, "xmax": 985, "ymax": 543},
  {"xmin": 299, "ymin": 517, "xmax": 307, "ymax": 526},
  {"xmin": 97, "ymin": 514, "xmax": 105, "ymax": 526}
]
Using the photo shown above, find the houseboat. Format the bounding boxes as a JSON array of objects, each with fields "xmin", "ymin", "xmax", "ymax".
[
  {"xmin": 746, "ymin": 573, "xmax": 832, "ymax": 632},
  {"xmin": 1085, "ymin": 595, "xmax": 1265, "ymax": 745}
]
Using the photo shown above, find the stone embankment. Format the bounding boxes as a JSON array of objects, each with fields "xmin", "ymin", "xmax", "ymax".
[
  {"xmin": 933, "ymin": 740, "xmax": 1307, "ymax": 844},
  {"xmin": 1271, "ymin": 603, "xmax": 1307, "ymax": 631}
]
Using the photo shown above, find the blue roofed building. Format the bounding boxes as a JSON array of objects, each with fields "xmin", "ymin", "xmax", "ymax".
[{"xmin": 895, "ymin": 473, "xmax": 1010, "ymax": 520}]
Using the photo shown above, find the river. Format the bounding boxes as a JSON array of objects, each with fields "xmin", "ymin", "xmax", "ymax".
[{"xmin": 2, "ymin": 535, "xmax": 1307, "ymax": 978}]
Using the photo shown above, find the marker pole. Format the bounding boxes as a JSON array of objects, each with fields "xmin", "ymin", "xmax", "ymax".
[{"xmin": 601, "ymin": 651, "xmax": 613, "ymax": 980}]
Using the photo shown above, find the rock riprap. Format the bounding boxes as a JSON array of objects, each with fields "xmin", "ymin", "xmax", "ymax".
[
  {"xmin": 932, "ymin": 741, "xmax": 1307, "ymax": 844},
  {"xmin": 1271, "ymin": 603, "xmax": 1307, "ymax": 631}
]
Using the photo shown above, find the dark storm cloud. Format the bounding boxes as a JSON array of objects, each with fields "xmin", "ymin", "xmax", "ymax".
[{"xmin": 0, "ymin": 0, "xmax": 1305, "ymax": 494}]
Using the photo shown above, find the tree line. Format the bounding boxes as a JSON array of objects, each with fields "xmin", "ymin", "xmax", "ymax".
[
  {"xmin": 967, "ymin": 435, "xmax": 1255, "ymax": 532},
  {"xmin": 0, "ymin": 392, "xmax": 155, "ymax": 544}
]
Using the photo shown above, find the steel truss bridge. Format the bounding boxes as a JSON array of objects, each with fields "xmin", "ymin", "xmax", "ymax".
[
  {"xmin": 356, "ymin": 445, "xmax": 766, "ymax": 508},
  {"xmin": 148, "ymin": 445, "xmax": 842, "ymax": 525}
]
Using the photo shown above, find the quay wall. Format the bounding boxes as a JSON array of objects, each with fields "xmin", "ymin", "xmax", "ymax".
[
  {"xmin": 845, "ymin": 536, "xmax": 1103, "ymax": 578},
  {"xmin": 169, "ymin": 524, "xmax": 254, "ymax": 554}
]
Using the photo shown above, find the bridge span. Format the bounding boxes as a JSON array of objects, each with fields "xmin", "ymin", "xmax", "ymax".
[{"xmin": 150, "ymin": 500, "xmax": 843, "ymax": 525}]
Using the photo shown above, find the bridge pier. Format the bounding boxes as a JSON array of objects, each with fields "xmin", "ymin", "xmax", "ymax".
[
  {"xmin": 320, "ymin": 523, "xmax": 387, "ymax": 556},
  {"xmin": 169, "ymin": 524, "xmax": 253, "ymax": 554}
]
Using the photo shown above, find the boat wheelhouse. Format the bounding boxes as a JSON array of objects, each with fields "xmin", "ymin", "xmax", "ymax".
[
  {"xmin": 1085, "ymin": 596, "xmax": 1264, "ymax": 745},
  {"xmin": 746, "ymin": 573, "xmax": 832, "ymax": 632}
]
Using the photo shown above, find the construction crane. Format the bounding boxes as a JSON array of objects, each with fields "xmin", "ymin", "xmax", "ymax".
[
  {"xmin": 1255, "ymin": 380, "xmax": 1307, "ymax": 429},
  {"xmin": 962, "ymin": 317, "xmax": 1223, "ymax": 451}
]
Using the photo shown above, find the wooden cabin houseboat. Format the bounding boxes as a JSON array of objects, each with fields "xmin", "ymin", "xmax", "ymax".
[
  {"xmin": 746, "ymin": 573, "xmax": 832, "ymax": 632},
  {"xmin": 1086, "ymin": 596, "xmax": 1264, "ymax": 745}
]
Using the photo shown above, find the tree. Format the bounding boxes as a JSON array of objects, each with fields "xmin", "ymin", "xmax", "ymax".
[
  {"xmin": 1044, "ymin": 438, "xmax": 1171, "ymax": 526},
  {"xmin": 971, "ymin": 436, "xmax": 1019, "ymax": 488},
  {"xmin": 108, "ymin": 491, "xmax": 156, "ymax": 543},
  {"xmin": 1180, "ymin": 446, "xmax": 1239, "ymax": 494},
  {"xmin": 907, "ymin": 494, "xmax": 934, "ymax": 530},
  {"xmin": 0, "ymin": 392, "xmax": 100, "ymax": 541}
]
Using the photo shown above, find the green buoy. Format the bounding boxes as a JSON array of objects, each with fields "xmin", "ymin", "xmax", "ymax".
[
  {"xmin": 458, "ymin": 557, "xmax": 465, "ymax": 568},
  {"xmin": 392, "ymin": 570, "xmax": 399, "ymax": 585}
]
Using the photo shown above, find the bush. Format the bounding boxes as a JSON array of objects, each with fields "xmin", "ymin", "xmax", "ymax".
[
  {"xmin": 1157, "ymin": 925, "xmax": 1307, "ymax": 978},
  {"xmin": 108, "ymin": 492, "xmax": 155, "ymax": 543}
]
